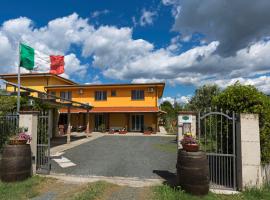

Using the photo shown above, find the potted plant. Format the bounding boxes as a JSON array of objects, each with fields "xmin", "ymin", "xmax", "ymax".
[
  {"xmin": 9, "ymin": 127, "xmax": 32, "ymax": 145},
  {"xmin": 0, "ymin": 127, "xmax": 32, "ymax": 182},
  {"xmin": 144, "ymin": 126, "xmax": 153, "ymax": 135},
  {"xmin": 181, "ymin": 132, "xmax": 199, "ymax": 152},
  {"xmin": 119, "ymin": 127, "xmax": 127, "ymax": 134}
]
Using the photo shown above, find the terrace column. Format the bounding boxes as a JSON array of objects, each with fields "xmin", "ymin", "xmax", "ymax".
[
  {"xmin": 67, "ymin": 106, "xmax": 71, "ymax": 144},
  {"xmin": 86, "ymin": 109, "xmax": 90, "ymax": 137}
]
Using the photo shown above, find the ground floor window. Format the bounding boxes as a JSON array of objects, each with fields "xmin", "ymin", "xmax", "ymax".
[{"xmin": 131, "ymin": 114, "xmax": 144, "ymax": 132}]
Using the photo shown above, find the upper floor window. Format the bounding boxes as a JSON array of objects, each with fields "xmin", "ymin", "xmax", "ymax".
[
  {"xmin": 95, "ymin": 91, "xmax": 107, "ymax": 101},
  {"xmin": 60, "ymin": 91, "xmax": 72, "ymax": 101},
  {"xmin": 131, "ymin": 90, "xmax": 144, "ymax": 100},
  {"xmin": 111, "ymin": 90, "xmax": 116, "ymax": 97}
]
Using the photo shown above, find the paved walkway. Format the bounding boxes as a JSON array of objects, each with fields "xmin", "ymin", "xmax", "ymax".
[{"xmin": 51, "ymin": 136, "xmax": 177, "ymax": 181}]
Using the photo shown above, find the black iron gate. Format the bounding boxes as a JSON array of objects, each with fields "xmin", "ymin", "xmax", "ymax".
[
  {"xmin": 36, "ymin": 111, "xmax": 51, "ymax": 174},
  {"xmin": 0, "ymin": 113, "xmax": 19, "ymax": 151},
  {"xmin": 198, "ymin": 110, "xmax": 237, "ymax": 190}
]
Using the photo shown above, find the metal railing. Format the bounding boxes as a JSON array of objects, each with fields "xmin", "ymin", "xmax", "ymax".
[
  {"xmin": 0, "ymin": 113, "xmax": 19, "ymax": 151},
  {"xmin": 36, "ymin": 111, "xmax": 50, "ymax": 174},
  {"xmin": 198, "ymin": 110, "xmax": 237, "ymax": 190}
]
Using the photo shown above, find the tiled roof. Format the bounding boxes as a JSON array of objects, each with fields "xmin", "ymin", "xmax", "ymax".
[{"xmin": 60, "ymin": 107, "xmax": 159, "ymax": 113}]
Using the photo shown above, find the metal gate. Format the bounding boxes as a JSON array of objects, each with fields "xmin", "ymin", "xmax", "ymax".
[
  {"xmin": 198, "ymin": 110, "xmax": 237, "ymax": 190},
  {"xmin": 37, "ymin": 111, "xmax": 51, "ymax": 174},
  {"xmin": 0, "ymin": 113, "xmax": 19, "ymax": 151}
]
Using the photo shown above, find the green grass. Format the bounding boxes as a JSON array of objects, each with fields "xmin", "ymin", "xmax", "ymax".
[
  {"xmin": 153, "ymin": 142, "xmax": 177, "ymax": 153},
  {"xmin": 152, "ymin": 184, "xmax": 270, "ymax": 200},
  {"xmin": 72, "ymin": 181, "xmax": 112, "ymax": 200},
  {"xmin": 0, "ymin": 176, "xmax": 45, "ymax": 200}
]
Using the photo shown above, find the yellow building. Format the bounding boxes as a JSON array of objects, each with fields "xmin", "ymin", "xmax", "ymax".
[{"xmin": 0, "ymin": 73, "xmax": 165, "ymax": 133}]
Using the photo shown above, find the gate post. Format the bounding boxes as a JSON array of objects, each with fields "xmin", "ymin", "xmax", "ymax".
[
  {"xmin": 19, "ymin": 111, "xmax": 39, "ymax": 175},
  {"xmin": 237, "ymin": 113, "xmax": 262, "ymax": 189},
  {"xmin": 178, "ymin": 111, "xmax": 197, "ymax": 149}
]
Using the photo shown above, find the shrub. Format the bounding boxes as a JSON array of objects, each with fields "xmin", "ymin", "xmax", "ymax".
[{"xmin": 213, "ymin": 83, "xmax": 270, "ymax": 164}]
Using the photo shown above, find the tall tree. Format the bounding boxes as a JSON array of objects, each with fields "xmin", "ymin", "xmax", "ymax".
[{"xmin": 189, "ymin": 84, "xmax": 220, "ymax": 111}]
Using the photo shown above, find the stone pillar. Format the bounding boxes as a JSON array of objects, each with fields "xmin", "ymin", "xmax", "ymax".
[
  {"xmin": 19, "ymin": 111, "xmax": 39, "ymax": 175},
  {"xmin": 177, "ymin": 111, "xmax": 197, "ymax": 149},
  {"xmin": 237, "ymin": 114, "xmax": 262, "ymax": 189}
]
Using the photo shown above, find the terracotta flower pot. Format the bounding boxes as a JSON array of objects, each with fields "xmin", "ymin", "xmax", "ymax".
[{"xmin": 183, "ymin": 144, "xmax": 199, "ymax": 152}]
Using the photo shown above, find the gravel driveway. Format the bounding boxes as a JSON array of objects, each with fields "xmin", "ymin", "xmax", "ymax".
[{"xmin": 51, "ymin": 136, "xmax": 177, "ymax": 179}]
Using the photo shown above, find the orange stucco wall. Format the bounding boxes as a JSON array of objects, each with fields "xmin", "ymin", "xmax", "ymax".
[
  {"xmin": 48, "ymin": 86, "xmax": 159, "ymax": 107},
  {"xmin": 5, "ymin": 76, "xmax": 74, "ymax": 93}
]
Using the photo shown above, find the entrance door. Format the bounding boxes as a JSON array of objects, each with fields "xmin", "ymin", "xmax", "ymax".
[
  {"xmin": 131, "ymin": 114, "xmax": 144, "ymax": 132},
  {"xmin": 95, "ymin": 114, "xmax": 105, "ymax": 131}
]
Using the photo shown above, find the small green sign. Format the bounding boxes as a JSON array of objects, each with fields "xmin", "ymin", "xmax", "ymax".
[{"xmin": 182, "ymin": 116, "xmax": 189, "ymax": 120}]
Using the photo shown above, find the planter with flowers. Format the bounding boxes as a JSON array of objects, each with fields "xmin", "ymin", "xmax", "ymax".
[
  {"xmin": 0, "ymin": 127, "xmax": 32, "ymax": 182},
  {"xmin": 181, "ymin": 132, "xmax": 199, "ymax": 152}
]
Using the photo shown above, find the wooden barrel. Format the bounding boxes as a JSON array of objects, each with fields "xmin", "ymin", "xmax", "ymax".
[
  {"xmin": 0, "ymin": 144, "xmax": 32, "ymax": 182},
  {"xmin": 176, "ymin": 150, "xmax": 209, "ymax": 195}
]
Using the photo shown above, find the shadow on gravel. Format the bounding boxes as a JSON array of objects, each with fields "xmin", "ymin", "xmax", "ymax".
[{"xmin": 153, "ymin": 170, "xmax": 178, "ymax": 187}]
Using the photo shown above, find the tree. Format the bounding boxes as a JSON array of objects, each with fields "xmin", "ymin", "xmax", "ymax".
[
  {"xmin": 189, "ymin": 84, "xmax": 220, "ymax": 111},
  {"xmin": 0, "ymin": 95, "xmax": 17, "ymax": 115},
  {"xmin": 213, "ymin": 83, "xmax": 270, "ymax": 164}
]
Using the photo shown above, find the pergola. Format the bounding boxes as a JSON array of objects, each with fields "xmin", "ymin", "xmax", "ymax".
[{"xmin": 3, "ymin": 81, "xmax": 93, "ymax": 144}]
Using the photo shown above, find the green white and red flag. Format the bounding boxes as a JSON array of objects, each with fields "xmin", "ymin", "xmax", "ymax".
[{"xmin": 19, "ymin": 43, "xmax": 65, "ymax": 75}]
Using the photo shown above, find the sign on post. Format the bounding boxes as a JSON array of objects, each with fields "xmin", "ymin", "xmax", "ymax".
[{"xmin": 178, "ymin": 115, "xmax": 192, "ymax": 124}]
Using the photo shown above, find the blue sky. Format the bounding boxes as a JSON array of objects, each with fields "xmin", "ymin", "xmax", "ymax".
[{"xmin": 0, "ymin": 0, "xmax": 270, "ymax": 104}]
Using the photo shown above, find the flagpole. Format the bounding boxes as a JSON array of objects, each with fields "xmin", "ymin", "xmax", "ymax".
[{"xmin": 17, "ymin": 43, "xmax": 21, "ymax": 114}]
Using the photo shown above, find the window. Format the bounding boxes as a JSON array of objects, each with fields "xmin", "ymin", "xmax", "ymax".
[
  {"xmin": 49, "ymin": 91, "xmax": 56, "ymax": 97},
  {"xmin": 111, "ymin": 90, "xmax": 116, "ymax": 97},
  {"xmin": 60, "ymin": 91, "xmax": 72, "ymax": 101},
  {"xmin": 47, "ymin": 91, "xmax": 56, "ymax": 99},
  {"xmin": 131, "ymin": 90, "xmax": 144, "ymax": 100},
  {"xmin": 95, "ymin": 91, "xmax": 107, "ymax": 101}
]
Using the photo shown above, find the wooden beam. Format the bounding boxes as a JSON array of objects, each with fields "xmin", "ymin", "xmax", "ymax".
[{"xmin": 67, "ymin": 106, "xmax": 71, "ymax": 144}]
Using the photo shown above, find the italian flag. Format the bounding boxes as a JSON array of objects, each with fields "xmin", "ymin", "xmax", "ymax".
[{"xmin": 19, "ymin": 43, "xmax": 65, "ymax": 75}]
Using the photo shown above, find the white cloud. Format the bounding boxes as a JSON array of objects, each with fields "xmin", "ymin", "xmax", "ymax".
[
  {"xmin": 160, "ymin": 95, "xmax": 191, "ymax": 105},
  {"xmin": 1, "ymin": 13, "xmax": 270, "ymax": 94},
  {"xmin": 139, "ymin": 9, "xmax": 157, "ymax": 26},
  {"xmin": 163, "ymin": 0, "xmax": 270, "ymax": 56},
  {"xmin": 91, "ymin": 9, "xmax": 110, "ymax": 18}
]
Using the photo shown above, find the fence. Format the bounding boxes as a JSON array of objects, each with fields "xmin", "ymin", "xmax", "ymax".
[
  {"xmin": 36, "ymin": 111, "xmax": 50, "ymax": 174},
  {"xmin": 198, "ymin": 110, "xmax": 237, "ymax": 190},
  {"xmin": 0, "ymin": 113, "xmax": 19, "ymax": 151}
]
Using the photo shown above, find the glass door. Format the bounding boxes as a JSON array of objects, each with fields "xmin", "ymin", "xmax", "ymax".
[
  {"xmin": 95, "ymin": 114, "xmax": 105, "ymax": 131},
  {"xmin": 131, "ymin": 114, "xmax": 144, "ymax": 132}
]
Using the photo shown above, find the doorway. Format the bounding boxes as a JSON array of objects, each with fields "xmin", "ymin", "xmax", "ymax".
[{"xmin": 131, "ymin": 114, "xmax": 144, "ymax": 132}]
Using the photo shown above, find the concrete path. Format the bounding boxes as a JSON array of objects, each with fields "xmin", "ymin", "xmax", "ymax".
[{"xmin": 51, "ymin": 136, "xmax": 177, "ymax": 181}]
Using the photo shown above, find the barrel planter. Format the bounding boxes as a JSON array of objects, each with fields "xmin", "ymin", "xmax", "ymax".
[
  {"xmin": 0, "ymin": 144, "xmax": 32, "ymax": 182},
  {"xmin": 176, "ymin": 150, "xmax": 209, "ymax": 196}
]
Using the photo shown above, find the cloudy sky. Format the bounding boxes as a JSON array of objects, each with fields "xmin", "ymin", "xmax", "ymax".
[{"xmin": 0, "ymin": 0, "xmax": 270, "ymax": 104}]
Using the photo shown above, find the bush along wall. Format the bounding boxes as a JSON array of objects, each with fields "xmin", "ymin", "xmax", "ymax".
[{"xmin": 212, "ymin": 83, "xmax": 270, "ymax": 164}]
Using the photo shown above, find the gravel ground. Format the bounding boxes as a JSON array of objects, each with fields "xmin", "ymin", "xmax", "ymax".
[{"xmin": 51, "ymin": 136, "xmax": 177, "ymax": 179}]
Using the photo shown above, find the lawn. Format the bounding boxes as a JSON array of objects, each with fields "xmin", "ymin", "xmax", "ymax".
[
  {"xmin": 0, "ymin": 176, "xmax": 45, "ymax": 200},
  {"xmin": 1, "ymin": 176, "xmax": 269, "ymax": 200},
  {"xmin": 152, "ymin": 184, "xmax": 270, "ymax": 200},
  {"xmin": 153, "ymin": 141, "xmax": 177, "ymax": 153},
  {"xmin": 0, "ymin": 176, "xmax": 113, "ymax": 200}
]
